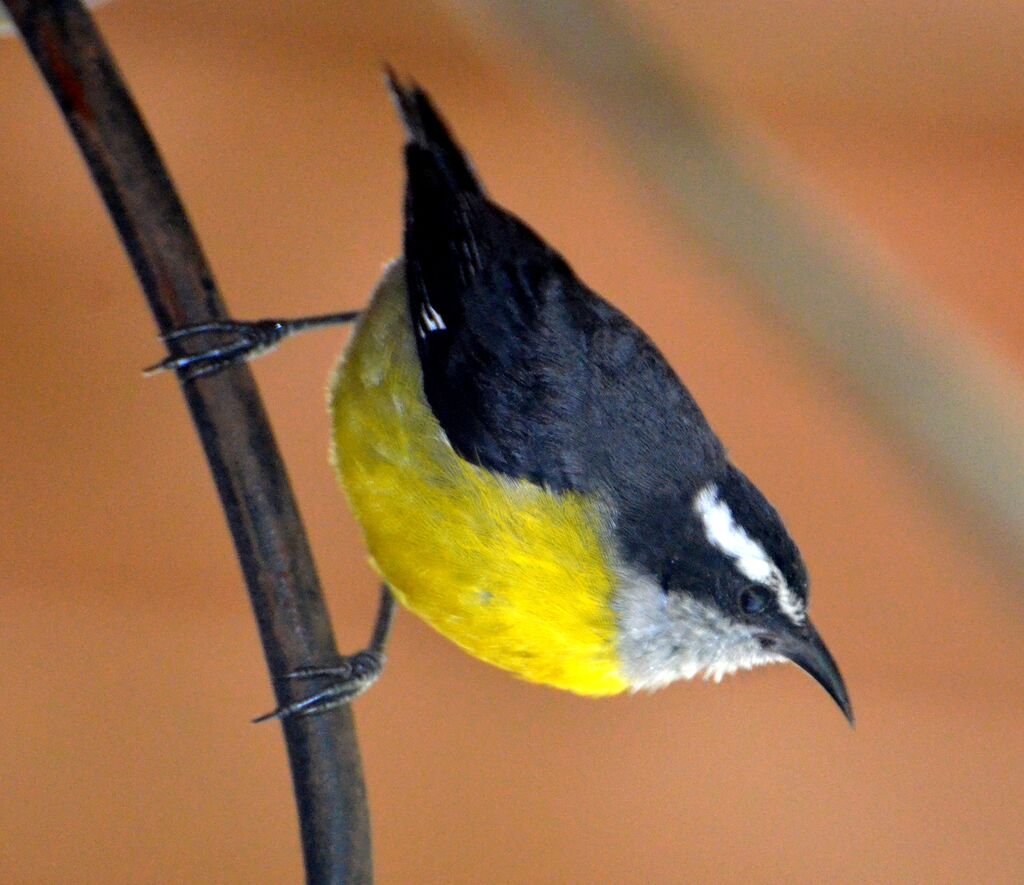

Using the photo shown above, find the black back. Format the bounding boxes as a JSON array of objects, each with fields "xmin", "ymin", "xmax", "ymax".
[{"xmin": 390, "ymin": 76, "xmax": 728, "ymax": 571}]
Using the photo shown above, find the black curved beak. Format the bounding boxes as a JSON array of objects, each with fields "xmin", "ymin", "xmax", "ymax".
[{"xmin": 775, "ymin": 621, "xmax": 854, "ymax": 726}]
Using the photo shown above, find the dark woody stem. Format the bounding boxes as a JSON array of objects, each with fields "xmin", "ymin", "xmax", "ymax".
[{"xmin": 3, "ymin": 1, "xmax": 372, "ymax": 881}]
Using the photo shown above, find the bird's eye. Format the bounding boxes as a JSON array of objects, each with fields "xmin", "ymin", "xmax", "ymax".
[{"xmin": 739, "ymin": 586, "xmax": 770, "ymax": 615}]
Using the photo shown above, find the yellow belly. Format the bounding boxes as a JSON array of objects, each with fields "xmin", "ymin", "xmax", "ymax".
[{"xmin": 328, "ymin": 262, "xmax": 627, "ymax": 695}]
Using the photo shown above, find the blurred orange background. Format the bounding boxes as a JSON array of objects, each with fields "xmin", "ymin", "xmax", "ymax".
[{"xmin": 1, "ymin": 1, "xmax": 1022, "ymax": 882}]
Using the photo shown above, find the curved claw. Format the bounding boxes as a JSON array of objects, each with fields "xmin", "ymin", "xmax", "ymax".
[
  {"xmin": 252, "ymin": 686, "xmax": 345, "ymax": 723},
  {"xmin": 161, "ymin": 321, "xmax": 260, "ymax": 342},
  {"xmin": 144, "ymin": 311, "xmax": 361, "ymax": 381},
  {"xmin": 285, "ymin": 650, "xmax": 385, "ymax": 681},
  {"xmin": 253, "ymin": 585, "xmax": 393, "ymax": 723},
  {"xmin": 143, "ymin": 319, "xmax": 288, "ymax": 380},
  {"xmin": 253, "ymin": 651, "xmax": 385, "ymax": 723},
  {"xmin": 143, "ymin": 337, "xmax": 258, "ymax": 378}
]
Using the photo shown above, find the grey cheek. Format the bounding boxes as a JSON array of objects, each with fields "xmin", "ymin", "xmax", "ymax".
[{"xmin": 611, "ymin": 570, "xmax": 784, "ymax": 691}]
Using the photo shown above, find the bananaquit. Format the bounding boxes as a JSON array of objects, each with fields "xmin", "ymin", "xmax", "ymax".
[{"xmin": 153, "ymin": 74, "xmax": 852, "ymax": 724}]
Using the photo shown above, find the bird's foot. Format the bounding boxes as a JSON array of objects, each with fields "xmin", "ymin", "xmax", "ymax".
[
  {"xmin": 144, "ymin": 319, "xmax": 292, "ymax": 380},
  {"xmin": 144, "ymin": 310, "xmax": 360, "ymax": 380},
  {"xmin": 254, "ymin": 585, "xmax": 394, "ymax": 722},
  {"xmin": 253, "ymin": 650, "xmax": 386, "ymax": 723}
]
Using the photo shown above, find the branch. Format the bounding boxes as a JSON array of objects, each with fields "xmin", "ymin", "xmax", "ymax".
[{"xmin": 3, "ymin": 1, "xmax": 371, "ymax": 881}]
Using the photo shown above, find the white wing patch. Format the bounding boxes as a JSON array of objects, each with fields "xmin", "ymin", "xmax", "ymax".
[
  {"xmin": 417, "ymin": 301, "xmax": 447, "ymax": 338},
  {"xmin": 693, "ymin": 483, "xmax": 806, "ymax": 624}
]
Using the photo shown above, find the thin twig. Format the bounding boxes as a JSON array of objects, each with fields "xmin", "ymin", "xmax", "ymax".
[{"xmin": 3, "ymin": 1, "xmax": 371, "ymax": 881}]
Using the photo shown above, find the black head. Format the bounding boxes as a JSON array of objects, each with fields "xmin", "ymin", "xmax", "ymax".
[
  {"xmin": 617, "ymin": 463, "xmax": 852, "ymax": 724},
  {"xmin": 687, "ymin": 464, "xmax": 852, "ymax": 723}
]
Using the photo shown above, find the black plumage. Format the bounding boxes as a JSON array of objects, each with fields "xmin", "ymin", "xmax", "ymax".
[{"xmin": 388, "ymin": 75, "xmax": 739, "ymax": 576}]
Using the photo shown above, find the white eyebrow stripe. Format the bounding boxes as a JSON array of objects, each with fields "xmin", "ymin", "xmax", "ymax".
[
  {"xmin": 693, "ymin": 483, "xmax": 806, "ymax": 624},
  {"xmin": 695, "ymin": 484, "xmax": 767, "ymax": 564},
  {"xmin": 768, "ymin": 573, "xmax": 806, "ymax": 623}
]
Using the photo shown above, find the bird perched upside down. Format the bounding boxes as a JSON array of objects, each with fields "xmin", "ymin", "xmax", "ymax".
[{"xmin": 152, "ymin": 74, "xmax": 852, "ymax": 724}]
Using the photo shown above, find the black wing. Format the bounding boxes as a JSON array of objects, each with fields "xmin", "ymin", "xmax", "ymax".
[{"xmin": 389, "ymin": 75, "xmax": 726, "ymax": 520}]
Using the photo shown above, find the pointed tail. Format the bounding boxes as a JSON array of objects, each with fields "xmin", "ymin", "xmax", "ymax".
[{"xmin": 385, "ymin": 67, "xmax": 483, "ymax": 197}]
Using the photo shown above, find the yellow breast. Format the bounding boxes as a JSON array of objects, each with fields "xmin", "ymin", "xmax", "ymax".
[{"xmin": 328, "ymin": 262, "xmax": 627, "ymax": 695}]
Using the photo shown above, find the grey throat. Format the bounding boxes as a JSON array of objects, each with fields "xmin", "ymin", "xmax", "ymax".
[{"xmin": 612, "ymin": 568, "xmax": 785, "ymax": 691}]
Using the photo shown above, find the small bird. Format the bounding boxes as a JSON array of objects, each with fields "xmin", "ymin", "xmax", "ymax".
[{"xmin": 153, "ymin": 74, "xmax": 852, "ymax": 724}]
